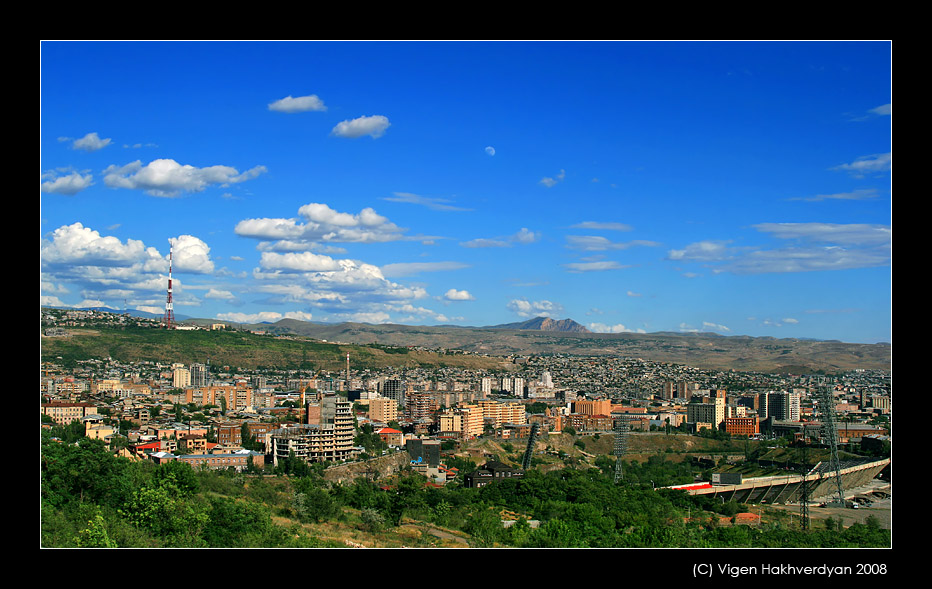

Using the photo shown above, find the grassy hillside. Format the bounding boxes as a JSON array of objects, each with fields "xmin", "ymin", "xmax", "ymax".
[{"xmin": 40, "ymin": 326, "xmax": 514, "ymax": 373}]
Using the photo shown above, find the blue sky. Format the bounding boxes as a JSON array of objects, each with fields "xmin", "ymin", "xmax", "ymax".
[{"xmin": 40, "ymin": 41, "xmax": 891, "ymax": 344}]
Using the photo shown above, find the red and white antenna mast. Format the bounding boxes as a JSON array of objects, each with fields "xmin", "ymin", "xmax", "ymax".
[{"xmin": 163, "ymin": 240, "xmax": 175, "ymax": 329}]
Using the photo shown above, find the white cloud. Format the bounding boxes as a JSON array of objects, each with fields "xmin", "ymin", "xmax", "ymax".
[
  {"xmin": 331, "ymin": 115, "xmax": 391, "ymax": 139},
  {"xmin": 41, "ymin": 222, "xmax": 159, "ymax": 268},
  {"xmin": 513, "ymin": 228, "xmax": 540, "ymax": 244},
  {"xmin": 831, "ymin": 152, "xmax": 891, "ymax": 177},
  {"xmin": 235, "ymin": 203, "xmax": 406, "ymax": 245},
  {"xmin": 588, "ymin": 322, "xmax": 644, "ymax": 334},
  {"xmin": 567, "ymin": 235, "xmax": 660, "ymax": 251},
  {"xmin": 381, "ymin": 261, "xmax": 470, "ymax": 278},
  {"xmin": 485, "ymin": 146, "xmax": 496, "ymax": 156},
  {"xmin": 103, "ymin": 158, "xmax": 267, "ymax": 197},
  {"xmin": 171, "ymin": 235, "xmax": 215, "ymax": 274},
  {"xmin": 702, "ymin": 321, "xmax": 731, "ymax": 333},
  {"xmin": 564, "ymin": 261, "xmax": 628, "ymax": 272},
  {"xmin": 571, "ymin": 221, "xmax": 633, "ymax": 231},
  {"xmin": 333, "ymin": 311, "xmax": 392, "ymax": 324},
  {"xmin": 258, "ymin": 251, "xmax": 343, "ymax": 272},
  {"xmin": 507, "ymin": 298, "xmax": 563, "ymax": 318},
  {"xmin": 205, "ymin": 288, "xmax": 235, "ymax": 300},
  {"xmin": 217, "ymin": 311, "xmax": 285, "ymax": 324},
  {"xmin": 41, "ymin": 170, "xmax": 94, "ymax": 195},
  {"xmin": 789, "ymin": 188, "xmax": 880, "ymax": 202},
  {"xmin": 72, "ymin": 132, "xmax": 112, "ymax": 152},
  {"xmin": 670, "ymin": 224, "xmax": 891, "ymax": 275},
  {"xmin": 444, "ymin": 288, "xmax": 474, "ymax": 301},
  {"xmin": 268, "ymin": 94, "xmax": 327, "ymax": 113},
  {"xmin": 460, "ymin": 238, "xmax": 511, "ymax": 248},
  {"xmin": 40, "ymin": 223, "xmax": 213, "ymax": 311},
  {"xmin": 383, "ymin": 192, "xmax": 472, "ymax": 211},
  {"xmin": 869, "ymin": 103, "xmax": 892, "ymax": 116},
  {"xmin": 667, "ymin": 240, "xmax": 734, "ymax": 262},
  {"xmin": 539, "ymin": 169, "xmax": 566, "ymax": 187},
  {"xmin": 460, "ymin": 228, "xmax": 540, "ymax": 248},
  {"xmin": 249, "ymin": 250, "xmax": 432, "ymax": 321},
  {"xmin": 752, "ymin": 222, "xmax": 891, "ymax": 246}
]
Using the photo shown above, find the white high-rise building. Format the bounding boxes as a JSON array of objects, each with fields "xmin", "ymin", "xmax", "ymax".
[{"xmin": 542, "ymin": 371, "xmax": 553, "ymax": 388}]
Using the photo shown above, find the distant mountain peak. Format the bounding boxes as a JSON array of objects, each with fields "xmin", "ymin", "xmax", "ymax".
[{"xmin": 488, "ymin": 316, "xmax": 590, "ymax": 333}]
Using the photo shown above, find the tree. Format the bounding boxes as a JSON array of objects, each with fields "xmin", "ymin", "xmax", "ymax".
[{"xmin": 73, "ymin": 512, "xmax": 117, "ymax": 548}]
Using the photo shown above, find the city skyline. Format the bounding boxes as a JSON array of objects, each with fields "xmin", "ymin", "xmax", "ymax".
[{"xmin": 40, "ymin": 41, "xmax": 891, "ymax": 344}]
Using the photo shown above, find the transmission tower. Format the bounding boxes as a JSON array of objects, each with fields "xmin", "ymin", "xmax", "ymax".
[
  {"xmin": 798, "ymin": 442, "xmax": 811, "ymax": 530},
  {"xmin": 521, "ymin": 423, "xmax": 541, "ymax": 470},
  {"xmin": 162, "ymin": 240, "xmax": 175, "ymax": 329},
  {"xmin": 816, "ymin": 380, "xmax": 846, "ymax": 507},
  {"xmin": 613, "ymin": 420, "xmax": 630, "ymax": 483}
]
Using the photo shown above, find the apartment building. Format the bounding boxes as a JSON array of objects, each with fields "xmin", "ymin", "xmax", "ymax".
[
  {"xmin": 369, "ymin": 396, "xmax": 399, "ymax": 423},
  {"xmin": 573, "ymin": 398, "xmax": 612, "ymax": 416},
  {"xmin": 42, "ymin": 401, "xmax": 98, "ymax": 425},
  {"xmin": 724, "ymin": 416, "xmax": 760, "ymax": 437}
]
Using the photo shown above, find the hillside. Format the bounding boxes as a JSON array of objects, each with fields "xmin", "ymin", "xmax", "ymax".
[
  {"xmin": 39, "ymin": 326, "xmax": 514, "ymax": 373},
  {"xmin": 220, "ymin": 318, "xmax": 890, "ymax": 374}
]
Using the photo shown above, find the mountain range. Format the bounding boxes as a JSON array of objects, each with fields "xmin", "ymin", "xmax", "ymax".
[{"xmin": 50, "ymin": 307, "xmax": 890, "ymax": 373}]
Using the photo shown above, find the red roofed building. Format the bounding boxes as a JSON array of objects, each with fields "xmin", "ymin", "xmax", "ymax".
[{"xmin": 377, "ymin": 427, "xmax": 404, "ymax": 447}]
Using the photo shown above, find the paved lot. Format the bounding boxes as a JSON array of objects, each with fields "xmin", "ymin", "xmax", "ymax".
[{"xmin": 768, "ymin": 481, "xmax": 891, "ymax": 529}]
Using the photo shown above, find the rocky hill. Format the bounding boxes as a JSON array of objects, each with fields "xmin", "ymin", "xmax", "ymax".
[{"xmin": 486, "ymin": 317, "xmax": 591, "ymax": 333}]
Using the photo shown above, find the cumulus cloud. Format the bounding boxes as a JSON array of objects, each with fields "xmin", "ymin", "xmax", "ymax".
[
  {"xmin": 40, "ymin": 223, "xmax": 214, "ymax": 311},
  {"xmin": 103, "ymin": 158, "xmax": 267, "ymax": 197},
  {"xmin": 444, "ymin": 288, "xmax": 475, "ymax": 301},
  {"xmin": 71, "ymin": 132, "xmax": 112, "ymax": 152},
  {"xmin": 171, "ymin": 235, "xmax": 215, "ymax": 274},
  {"xmin": 331, "ymin": 115, "xmax": 391, "ymax": 139},
  {"xmin": 268, "ymin": 94, "xmax": 327, "ymax": 113},
  {"xmin": 485, "ymin": 146, "xmax": 496, "ymax": 156},
  {"xmin": 235, "ymin": 203, "xmax": 407, "ymax": 246},
  {"xmin": 250, "ymin": 250, "xmax": 431, "ymax": 322},
  {"xmin": 41, "ymin": 170, "xmax": 94, "ymax": 195},
  {"xmin": 205, "ymin": 288, "xmax": 235, "ymax": 300},
  {"xmin": 507, "ymin": 298, "xmax": 563, "ymax": 318}
]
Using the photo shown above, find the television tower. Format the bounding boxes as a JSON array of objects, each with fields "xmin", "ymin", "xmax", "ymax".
[{"xmin": 162, "ymin": 240, "xmax": 175, "ymax": 329}]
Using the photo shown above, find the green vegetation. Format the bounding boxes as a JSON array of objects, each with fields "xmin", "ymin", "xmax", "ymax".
[
  {"xmin": 41, "ymin": 325, "xmax": 507, "ymax": 372},
  {"xmin": 41, "ymin": 429, "xmax": 889, "ymax": 548}
]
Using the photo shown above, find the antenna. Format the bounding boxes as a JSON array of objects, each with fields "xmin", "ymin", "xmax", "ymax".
[{"xmin": 162, "ymin": 240, "xmax": 175, "ymax": 329}]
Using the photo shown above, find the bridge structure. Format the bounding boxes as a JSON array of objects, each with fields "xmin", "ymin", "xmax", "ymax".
[{"xmin": 665, "ymin": 457, "xmax": 889, "ymax": 505}]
